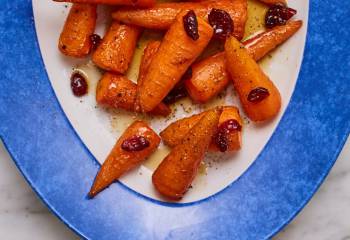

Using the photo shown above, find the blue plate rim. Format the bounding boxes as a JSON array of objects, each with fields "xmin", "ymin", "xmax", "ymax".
[{"xmin": 0, "ymin": 0, "xmax": 349, "ymax": 239}]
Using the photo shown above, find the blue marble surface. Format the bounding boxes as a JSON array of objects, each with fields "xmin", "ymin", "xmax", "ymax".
[{"xmin": 0, "ymin": 0, "xmax": 349, "ymax": 239}]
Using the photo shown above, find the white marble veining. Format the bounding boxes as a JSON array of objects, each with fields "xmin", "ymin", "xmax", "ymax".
[{"xmin": 0, "ymin": 138, "xmax": 349, "ymax": 239}]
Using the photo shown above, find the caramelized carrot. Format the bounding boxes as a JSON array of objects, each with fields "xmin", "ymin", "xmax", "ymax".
[
  {"xmin": 96, "ymin": 72, "xmax": 171, "ymax": 116},
  {"xmin": 244, "ymin": 20, "xmax": 303, "ymax": 61},
  {"xmin": 185, "ymin": 52, "xmax": 228, "ymax": 103},
  {"xmin": 58, "ymin": 3, "xmax": 97, "ymax": 58},
  {"xmin": 160, "ymin": 106, "xmax": 242, "ymax": 152},
  {"xmin": 153, "ymin": 108, "xmax": 221, "ymax": 200},
  {"xmin": 92, "ymin": 22, "xmax": 140, "ymax": 74},
  {"xmin": 54, "ymin": 0, "xmax": 155, "ymax": 8},
  {"xmin": 225, "ymin": 37, "xmax": 281, "ymax": 122},
  {"xmin": 89, "ymin": 121, "xmax": 160, "ymax": 198},
  {"xmin": 185, "ymin": 20, "xmax": 302, "ymax": 103},
  {"xmin": 136, "ymin": 10, "xmax": 213, "ymax": 113},
  {"xmin": 112, "ymin": 0, "xmax": 247, "ymax": 40}
]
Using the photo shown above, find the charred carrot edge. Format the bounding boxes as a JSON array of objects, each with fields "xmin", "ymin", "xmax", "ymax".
[
  {"xmin": 96, "ymin": 72, "xmax": 171, "ymax": 116},
  {"xmin": 160, "ymin": 106, "xmax": 243, "ymax": 152},
  {"xmin": 136, "ymin": 10, "xmax": 213, "ymax": 113},
  {"xmin": 185, "ymin": 20, "xmax": 302, "ymax": 103},
  {"xmin": 89, "ymin": 121, "xmax": 160, "ymax": 198},
  {"xmin": 153, "ymin": 108, "xmax": 221, "ymax": 200},
  {"xmin": 225, "ymin": 36, "xmax": 281, "ymax": 122},
  {"xmin": 54, "ymin": 0, "xmax": 156, "ymax": 8},
  {"xmin": 92, "ymin": 22, "xmax": 140, "ymax": 74},
  {"xmin": 58, "ymin": 3, "xmax": 97, "ymax": 58},
  {"xmin": 112, "ymin": 0, "xmax": 247, "ymax": 40}
]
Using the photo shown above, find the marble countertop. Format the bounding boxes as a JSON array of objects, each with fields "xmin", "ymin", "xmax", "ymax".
[{"xmin": 0, "ymin": 138, "xmax": 349, "ymax": 240}]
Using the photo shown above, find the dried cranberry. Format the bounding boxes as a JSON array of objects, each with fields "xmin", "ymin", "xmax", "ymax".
[
  {"xmin": 247, "ymin": 87, "xmax": 270, "ymax": 103},
  {"xmin": 214, "ymin": 131, "xmax": 229, "ymax": 152},
  {"xmin": 164, "ymin": 84, "xmax": 188, "ymax": 104},
  {"xmin": 214, "ymin": 119, "xmax": 242, "ymax": 152},
  {"xmin": 208, "ymin": 9, "xmax": 234, "ymax": 40},
  {"xmin": 71, "ymin": 72, "xmax": 88, "ymax": 97},
  {"xmin": 220, "ymin": 119, "xmax": 242, "ymax": 132},
  {"xmin": 265, "ymin": 4, "xmax": 297, "ymax": 28},
  {"xmin": 121, "ymin": 136, "xmax": 150, "ymax": 152},
  {"xmin": 183, "ymin": 10, "xmax": 199, "ymax": 40},
  {"xmin": 90, "ymin": 34, "xmax": 101, "ymax": 50}
]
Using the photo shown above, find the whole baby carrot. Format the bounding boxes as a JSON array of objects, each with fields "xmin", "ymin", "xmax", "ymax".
[
  {"xmin": 112, "ymin": 0, "xmax": 247, "ymax": 40},
  {"xmin": 92, "ymin": 22, "xmax": 140, "ymax": 74},
  {"xmin": 58, "ymin": 3, "xmax": 97, "ymax": 58},
  {"xmin": 89, "ymin": 121, "xmax": 160, "ymax": 198},
  {"xmin": 136, "ymin": 10, "xmax": 213, "ymax": 113}
]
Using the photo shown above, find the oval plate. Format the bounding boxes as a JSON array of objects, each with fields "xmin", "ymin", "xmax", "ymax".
[{"xmin": 0, "ymin": 0, "xmax": 349, "ymax": 239}]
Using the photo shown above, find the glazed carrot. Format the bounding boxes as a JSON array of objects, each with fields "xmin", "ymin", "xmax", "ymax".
[
  {"xmin": 153, "ymin": 108, "xmax": 221, "ymax": 200},
  {"xmin": 92, "ymin": 22, "xmax": 140, "ymax": 74},
  {"xmin": 160, "ymin": 112, "xmax": 205, "ymax": 147},
  {"xmin": 58, "ymin": 3, "xmax": 97, "ymax": 58},
  {"xmin": 96, "ymin": 72, "xmax": 171, "ymax": 116},
  {"xmin": 257, "ymin": 0, "xmax": 286, "ymax": 5},
  {"xmin": 112, "ymin": 0, "xmax": 247, "ymax": 40},
  {"xmin": 185, "ymin": 52, "xmax": 228, "ymax": 103},
  {"xmin": 185, "ymin": 20, "xmax": 302, "ymax": 103},
  {"xmin": 244, "ymin": 20, "xmax": 303, "ymax": 61},
  {"xmin": 160, "ymin": 106, "xmax": 242, "ymax": 152},
  {"xmin": 225, "ymin": 37, "xmax": 281, "ymax": 122},
  {"xmin": 136, "ymin": 10, "xmax": 213, "ymax": 113},
  {"xmin": 137, "ymin": 40, "xmax": 161, "ymax": 87},
  {"xmin": 89, "ymin": 121, "xmax": 160, "ymax": 198},
  {"xmin": 54, "ymin": 0, "xmax": 155, "ymax": 8}
]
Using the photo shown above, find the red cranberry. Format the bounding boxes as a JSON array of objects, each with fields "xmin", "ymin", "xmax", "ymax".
[
  {"xmin": 208, "ymin": 9, "xmax": 234, "ymax": 40},
  {"xmin": 163, "ymin": 84, "xmax": 188, "ymax": 105},
  {"xmin": 214, "ymin": 119, "xmax": 242, "ymax": 152},
  {"xmin": 121, "ymin": 136, "xmax": 150, "ymax": 152},
  {"xmin": 183, "ymin": 10, "xmax": 199, "ymax": 40},
  {"xmin": 90, "ymin": 34, "xmax": 101, "ymax": 50},
  {"xmin": 247, "ymin": 87, "xmax": 270, "ymax": 103},
  {"xmin": 214, "ymin": 131, "xmax": 229, "ymax": 152},
  {"xmin": 71, "ymin": 72, "xmax": 88, "ymax": 97},
  {"xmin": 265, "ymin": 4, "xmax": 297, "ymax": 28}
]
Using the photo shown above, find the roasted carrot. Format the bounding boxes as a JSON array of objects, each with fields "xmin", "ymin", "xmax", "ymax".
[
  {"xmin": 244, "ymin": 20, "xmax": 303, "ymax": 61},
  {"xmin": 112, "ymin": 0, "xmax": 247, "ymax": 40},
  {"xmin": 96, "ymin": 72, "xmax": 171, "ymax": 116},
  {"xmin": 54, "ymin": 0, "xmax": 155, "ymax": 8},
  {"xmin": 136, "ymin": 10, "xmax": 213, "ymax": 113},
  {"xmin": 185, "ymin": 20, "xmax": 302, "ymax": 103},
  {"xmin": 92, "ymin": 22, "xmax": 140, "ymax": 74},
  {"xmin": 89, "ymin": 121, "xmax": 160, "ymax": 198},
  {"xmin": 160, "ymin": 106, "xmax": 242, "ymax": 152},
  {"xmin": 185, "ymin": 52, "xmax": 228, "ymax": 103},
  {"xmin": 257, "ymin": 0, "xmax": 286, "ymax": 5},
  {"xmin": 153, "ymin": 108, "xmax": 221, "ymax": 200},
  {"xmin": 225, "ymin": 37, "xmax": 281, "ymax": 122},
  {"xmin": 58, "ymin": 3, "xmax": 97, "ymax": 58},
  {"xmin": 160, "ymin": 112, "xmax": 205, "ymax": 148},
  {"xmin": 137, "ymin": 40, "xmax": 161, "ymax": 87}
]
